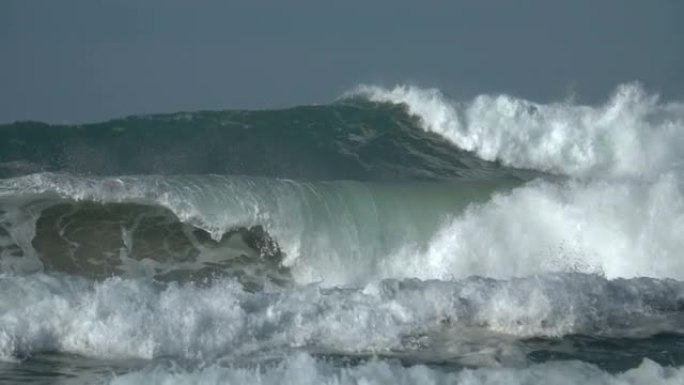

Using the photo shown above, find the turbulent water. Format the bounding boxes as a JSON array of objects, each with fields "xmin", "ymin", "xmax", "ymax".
[{"xmin": 2, "ymin": 83, "xmax": 684, "ymax": 384}]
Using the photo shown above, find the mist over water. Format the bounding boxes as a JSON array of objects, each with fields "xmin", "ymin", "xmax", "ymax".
[{"xmin": 2, "ymin": 84, "xmax": 684, "ymax": 384}]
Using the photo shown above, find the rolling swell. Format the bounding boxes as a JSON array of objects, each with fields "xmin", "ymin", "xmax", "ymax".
[{"xmin": 0, "ymin": 103, "xmax": 534, "ymax": 181}]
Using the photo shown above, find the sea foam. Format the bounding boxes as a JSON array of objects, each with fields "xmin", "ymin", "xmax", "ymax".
[
  {"xmin": 110, "ymin": 354, "xmax": 684, "ymax": 385},
  {"xmin": 352, "ymin": 83, "xmax": 684, "ymax": 178},
  {"xmin": 1, "ymin": 273, "xmax": 683, "ymax": 362}
]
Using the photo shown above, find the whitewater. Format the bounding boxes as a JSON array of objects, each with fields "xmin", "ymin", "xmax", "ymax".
[{"xmin": 1, "ymin": 83, "xmax": 684, "ymax": 384}]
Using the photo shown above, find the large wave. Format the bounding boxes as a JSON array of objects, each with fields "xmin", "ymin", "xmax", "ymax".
[
  {"xmin": 4, "ymin": 171, "xmax": 684, "ymax": 285},
  {"xmin": 3, "ymin": 169, "xmax": 684, "ymax": 287},
  {"xmin": 0, "ymin": 173, "xmax": 511, "ymax": 286}
]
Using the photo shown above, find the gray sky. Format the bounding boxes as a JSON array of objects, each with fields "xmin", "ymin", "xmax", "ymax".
[{"xmin": 1, "ymin": 0, "xmax": 682, "ymax": 123}]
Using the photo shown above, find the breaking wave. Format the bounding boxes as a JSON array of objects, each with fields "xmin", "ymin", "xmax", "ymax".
[{"xmin": 352, "ymin": 83, "xmax": 684, "ymax": 178}]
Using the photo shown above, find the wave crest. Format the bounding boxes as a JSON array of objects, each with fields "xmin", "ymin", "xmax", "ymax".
[{"xmin": 351, "ymin": 83, "xmax": 684, "ymax": 178}]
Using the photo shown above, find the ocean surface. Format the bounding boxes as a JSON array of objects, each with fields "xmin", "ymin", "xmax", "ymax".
[{"xmin": 2, "ymin": 84, "xmax": 684, "ymax": 384}]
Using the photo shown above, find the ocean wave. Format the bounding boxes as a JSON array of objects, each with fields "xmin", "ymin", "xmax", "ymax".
[
  {"xmin": 0, "ymin": 173, "xmax": 507, "ymax": 285},
  {"xmin": 3, "ymin": 172, "xmax": 684, "ymax": 284},
  {"xmin": 0, "ymin": 104, "xmax": 532, "ymax": 181},
  {"xmin": 351, "ymin": 83, "xmax": 684, "ymax": 178},
  {"xmin": 6, "ymin": 83, "xmax": 683, "ymax": 181}
]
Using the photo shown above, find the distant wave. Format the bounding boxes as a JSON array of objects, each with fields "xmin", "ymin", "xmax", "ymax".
[
  {"xmin": 5, "ymin": 83, "xmax": 683, "ymax": 180},
  {"xmin": 0, "ymin": 103, "xmax": 532, "ymax": 181}
]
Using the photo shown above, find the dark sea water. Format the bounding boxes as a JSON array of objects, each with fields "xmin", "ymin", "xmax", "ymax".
[{"xmin": 2, "ymin": 84, "xmax": 684, "ymax": 384}]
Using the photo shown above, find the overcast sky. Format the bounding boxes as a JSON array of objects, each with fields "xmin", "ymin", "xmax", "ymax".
[{"xmin": 1, "ymin": 0, "xmax": 682, "ymax": 123}]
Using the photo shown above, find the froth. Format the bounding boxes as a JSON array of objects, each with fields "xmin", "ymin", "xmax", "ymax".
[
  {"xmin": 110, "ymin": 354, "xmax": 683, "ymax": 385},
  {"xmin": 352, "ymin": 83, "xmax": 684, "ymax": 178},
  {"xmin": 2, "ymin": 273, "xmax": 683, "ymax": 362},
  {"xmin": 389, "ymin": 173, "xmax": 684, "ymax": 280}
]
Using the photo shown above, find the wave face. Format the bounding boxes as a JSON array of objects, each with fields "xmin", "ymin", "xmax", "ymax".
[
  {"xmin": 0, "ymin": 103, "xmax": 534, "ymax": 181},
  {"xmin": 0, "ymin": 173, "xmax": 509, "ymax": 286},
  {"xmin": 2, "ymin": 83, "xmax": 684, "ymax": 384}
]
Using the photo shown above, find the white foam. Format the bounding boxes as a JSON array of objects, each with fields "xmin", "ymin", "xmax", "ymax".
[
  {"xmin": 109, "ymin": 354, "xmax": 684, "ymax": 385},
  {"xmin": 382, "ymin": 173, "xmax": 684, "ymax": 281},
  {"xmin": 1, "ymin": 273, "xmax": 683, "ymax": 362},
  {"xmin": 351, "ymin": 83, "xmax": 684, "ymax": 178}
]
